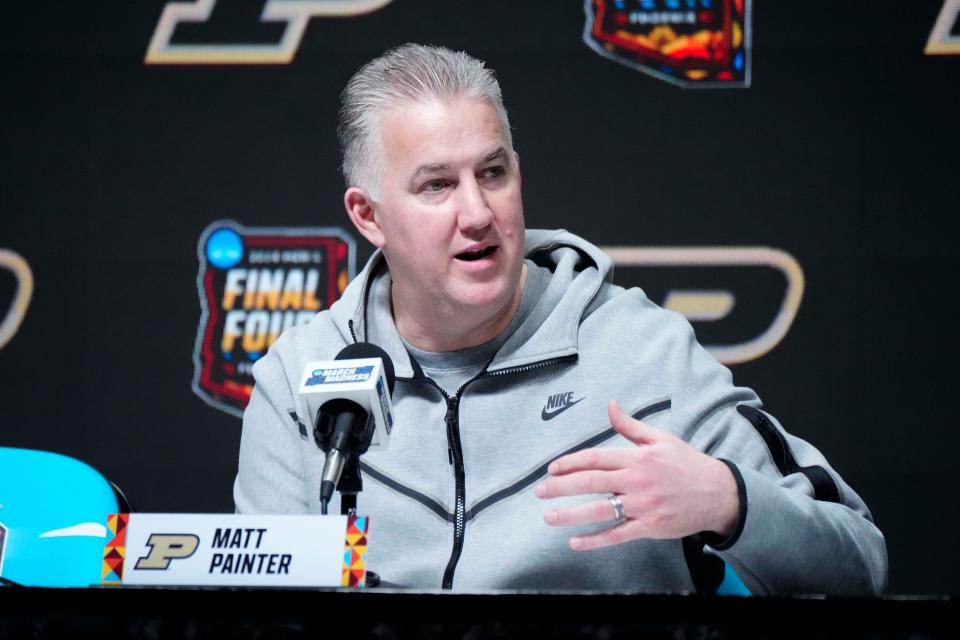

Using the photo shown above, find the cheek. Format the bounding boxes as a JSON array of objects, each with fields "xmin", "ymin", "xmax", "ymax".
[
  {"xmin": 398, "ymin": 225, "xmax": 449, "ymax": 270},
  {"xmin": 497, "ymin": 192, "xmax": 525, "ymax": 234},
  {"xmin": 380, "ymin": 210, "xmax": 423, "ymax": 249}
]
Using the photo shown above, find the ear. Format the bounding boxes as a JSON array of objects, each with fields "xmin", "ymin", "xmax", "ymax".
[
  {"xmin": 344, "ymin": 187, "xmax": 385, "ymax": 248},
  {"xmin": 512, "ymin": 150, "xmax": 522, "ymax": 184}
]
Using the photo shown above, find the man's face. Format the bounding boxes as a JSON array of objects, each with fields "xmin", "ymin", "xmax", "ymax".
[{"xmin": 370, "ymin": 96, "xmax": 525, "ymax": 319}]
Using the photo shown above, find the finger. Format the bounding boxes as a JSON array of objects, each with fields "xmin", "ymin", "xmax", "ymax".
[
  {"xmin": 548, "ymin": 447, "xmax": 636, "ymax": 476},
  {"xmin": 543, "ymin": 497, "xmax": 625, "ymax": 527},
  {"xmin": 608, "ymin": 399, "xmax": 665, "ymax": 445},
  {"xmin": 535, "ymin": 469, "xmax": 624, "ymax": 499},
  {"xmin": 568, "ymin": 519, "xmax": 646, "ymax": 551}
]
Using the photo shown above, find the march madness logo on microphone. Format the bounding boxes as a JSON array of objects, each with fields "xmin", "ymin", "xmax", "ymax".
[
  {"xmin": 306, "ymin": 366, "xmax": 374, "ymax": 385},
  {"xmin": 193, "ymin": 221, "xmax": 356, "ymax": 418},
  {"xmin": 583, "ymin": 0, "xmax": 751, "ymax": 87}
]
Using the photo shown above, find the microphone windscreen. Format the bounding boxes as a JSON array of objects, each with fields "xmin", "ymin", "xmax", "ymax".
[{"xmin": 335, "ymin": 342, "xmax": 396, "ymax": 394}]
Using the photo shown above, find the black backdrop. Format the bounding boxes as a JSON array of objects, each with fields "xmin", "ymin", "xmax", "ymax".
[{"xmin": 1, "ymin": 1, "xmax": 958, "ymax": 595}]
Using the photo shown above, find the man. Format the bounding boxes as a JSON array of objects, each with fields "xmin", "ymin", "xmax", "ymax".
[{"xmin": 235, "ymin": 44, "xmax": 887, "ymax": 594}]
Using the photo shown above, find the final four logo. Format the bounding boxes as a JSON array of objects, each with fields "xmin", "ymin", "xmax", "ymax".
[
  {"xmin": 583, "ymin": 0, "xmax": 751, "ymax": 87},
  {"xmin": 193, "ymin": 221, "xmax": 356, "ymax": 417}
]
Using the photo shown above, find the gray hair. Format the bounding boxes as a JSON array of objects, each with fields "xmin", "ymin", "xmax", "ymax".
[{"xmin": 338, "ymin": 43, "xmax": 513, "ymax": 198}]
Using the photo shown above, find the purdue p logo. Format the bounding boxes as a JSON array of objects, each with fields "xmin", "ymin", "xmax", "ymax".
[
  {"xmin": 0, "ymin": 249, "xmax": 33, "ymax": 351},
  {"xmin": 146, "ymin": 0, "xmax": 396, "ymax": 64},
  {"xmin": 134, "ymin": 534, "xmax": 200, "ymax": 570}
]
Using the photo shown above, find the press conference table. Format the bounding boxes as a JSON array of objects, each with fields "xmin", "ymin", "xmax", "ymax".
[{"xmin": 0, "ymin": 587, "xmax": 955, "ymax": 639}]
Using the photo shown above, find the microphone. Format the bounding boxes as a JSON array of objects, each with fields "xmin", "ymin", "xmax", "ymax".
[{"xmin": 296, "ymin": 343, "xmax": 396, "ymax": 514}]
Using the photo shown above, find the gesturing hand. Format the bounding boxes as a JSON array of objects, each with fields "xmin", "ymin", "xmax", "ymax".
[{"xmin": 535, "ymin": 400, "xmax": 739, "ymax": 551}]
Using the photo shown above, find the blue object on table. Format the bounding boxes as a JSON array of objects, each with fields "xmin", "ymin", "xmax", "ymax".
[
  {"xmin": 717, "ymin": 562, "xmax": 752, "ymax": 596},
  {"xmin": 0, "ymin": 447, "xmax": 123, "ymax": 587}
]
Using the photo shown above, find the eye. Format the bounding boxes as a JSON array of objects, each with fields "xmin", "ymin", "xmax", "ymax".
[
  {"xmin": 480, "ymin": 165, "xmax": 506, "ymax": 180},
  {"xmin": 421, "ymin": 179, "xmax": 449, "ymax": 193}
]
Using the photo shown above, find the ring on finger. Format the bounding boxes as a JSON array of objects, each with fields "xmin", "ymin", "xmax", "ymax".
[{"xmin": 608, "ymin": 494, "xmax": 627, "ymax": 523}]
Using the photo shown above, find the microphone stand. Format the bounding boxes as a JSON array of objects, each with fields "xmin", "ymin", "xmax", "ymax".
[
  {"xmin": 334, "ymin": 451, "xmax": 380, "ymax": 587},
  {"xmin": 305, "ymin": 344, "xmax": 396, "ymax": 589},
  {"xmin": 336, "ymin": 456, "xmax": 362, "ymax": 516}
]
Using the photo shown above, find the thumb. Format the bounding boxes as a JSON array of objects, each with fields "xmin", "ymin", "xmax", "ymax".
[{"xmin": 608, "ymin": 399, "xmax": 661, "ymax": 445}]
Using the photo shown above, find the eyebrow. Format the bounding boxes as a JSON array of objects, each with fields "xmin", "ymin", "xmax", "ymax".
[
  {"xmin": 482, "ymin": 147, "xmax": 508, "ymax": 164},
  {"xmin": 408, "ymin": 147, "xmax": 509, "ymax": 184},
  {"xmin": 410, "ymin": 162, "xmax": 450, "ymax": 182}
]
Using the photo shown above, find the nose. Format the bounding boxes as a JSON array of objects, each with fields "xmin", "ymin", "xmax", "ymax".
[{"xmin": 456, "ymin": 175, "xmax": 493, "ymax": 237}]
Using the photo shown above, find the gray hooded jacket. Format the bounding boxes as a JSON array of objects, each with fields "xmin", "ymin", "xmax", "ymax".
[{"xmin": 235, "ymin": 229, "xmax": 887, "ymax": 595}]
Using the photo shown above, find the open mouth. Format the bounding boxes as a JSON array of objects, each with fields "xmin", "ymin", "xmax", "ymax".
[{"xmin": 455, "ymin": 246, "xmax": 497, "ymax": 261}]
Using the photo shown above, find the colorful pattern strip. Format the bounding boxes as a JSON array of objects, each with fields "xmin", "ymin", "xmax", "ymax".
[
  {"xmin": 101, "ymin": 513, "xmax": 129, "ymax": 584},
  {"xmin": 341, "ymin": 515, "xmax": 368, "ymax": 587}
]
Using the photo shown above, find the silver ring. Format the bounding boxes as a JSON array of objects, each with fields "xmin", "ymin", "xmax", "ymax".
[{"xmin": 608, "ymin": 495, "xmax": 626, "ymax": 523}]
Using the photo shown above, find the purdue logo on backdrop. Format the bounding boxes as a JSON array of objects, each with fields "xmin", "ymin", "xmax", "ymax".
[
  {"xmin": 601, "ymin": 246, "xmax": 804, "ymax": 364},
  {"xmin": 146, "ymin": 0, "xmax": 394, "ymax": 64},
  {"xmin": 926, "ymin": 0, "xmax": 960, "ymax": 55},
  {"xmin": 193, "ymin": 221, "xmax": 356, "ymax": 418},
  {"xmin": 0, "ymin": 249, "xmax": 33, "ymax": 351},
  {"xmin": 583, "ymin": 0, "xmax": 751, "ymax": 87}
]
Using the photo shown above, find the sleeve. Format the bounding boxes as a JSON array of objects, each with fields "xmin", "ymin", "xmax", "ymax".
[
  {"xmin": 233, "ymin": 351, "xmax": 312, "ymax": 515},
  {"xmin": 659, "ymin": 307, "xmax": 888, "ymax": 596}
]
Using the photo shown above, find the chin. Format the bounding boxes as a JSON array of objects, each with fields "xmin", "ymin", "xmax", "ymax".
[
  {"xmin": 449, "ymin": 256, "xmax": 524, "ymax": 310},
  {"xmin": 454, "ymin": 280, "xmax": 515, "ymax": 311}
]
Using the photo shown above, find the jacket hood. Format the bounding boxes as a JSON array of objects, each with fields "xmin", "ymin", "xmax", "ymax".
[{"xmin": 329, "ymin": 229, "xmax": 614, "ymax": 378}]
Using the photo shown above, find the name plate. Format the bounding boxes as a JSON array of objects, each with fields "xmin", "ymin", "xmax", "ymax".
[{"xmin": 101, "ymin": 513, "xmax": 369, "ymax": 587}]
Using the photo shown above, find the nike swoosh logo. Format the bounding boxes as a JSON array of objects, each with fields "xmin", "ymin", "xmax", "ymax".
[{"xmin": 541, "ymin": 397, "xmax": 585, "ymax": 421}]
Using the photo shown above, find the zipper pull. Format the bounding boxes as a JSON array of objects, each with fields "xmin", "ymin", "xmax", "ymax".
[
  {"xmin": 444, "ymin": 399, "xmax": 458, "ymax": 466},
  {"xmin": 444, "ymin": 398, "xmax": 458, "ymax": 427}
]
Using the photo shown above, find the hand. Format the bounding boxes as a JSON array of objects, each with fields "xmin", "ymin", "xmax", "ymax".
[{"xmin": 535, "ymin": 400, "xmax": 739, "ymax": 551}]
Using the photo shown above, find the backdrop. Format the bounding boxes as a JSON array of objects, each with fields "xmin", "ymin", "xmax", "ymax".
[{"xmin": 2, "ymin": 0, "xmax": 958, "ymax": 595}]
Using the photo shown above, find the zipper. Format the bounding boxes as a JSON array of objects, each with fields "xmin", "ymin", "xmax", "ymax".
[
  {"xmin": 426, "ymin": 353, "xmax": 577, "ymax": 589},
  {"xmin": 440, "ymin": 393, "xmax": 465, "ymax": 589},
  {"xmin": 405, "ymin": 374, "xmax": 464, "ymax": 589},
  {"xmin": 479, "ymin": 354, "xmax": 577, "ymax": 379}
]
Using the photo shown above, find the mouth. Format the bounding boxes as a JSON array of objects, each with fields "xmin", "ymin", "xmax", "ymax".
[{"xmin": 455, "ymin": 245, "xmax": 498, "ymax": 262}]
